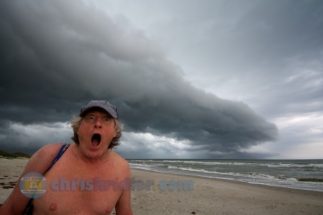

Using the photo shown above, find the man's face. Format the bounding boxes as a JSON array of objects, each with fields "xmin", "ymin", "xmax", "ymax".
[{"xmin": 77, "ymin": 108, "xmax": 116, "ymax": 158}]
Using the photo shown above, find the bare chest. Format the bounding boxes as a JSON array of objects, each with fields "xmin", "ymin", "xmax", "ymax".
[{"xmin": 33, "ymin": 154, "xmax": 127, "ymax": 214}]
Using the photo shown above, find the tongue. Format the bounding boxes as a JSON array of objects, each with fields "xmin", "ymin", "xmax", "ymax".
[{"xmin": 91, "ymin": 139, "xmax": 100, "ymax": 147}]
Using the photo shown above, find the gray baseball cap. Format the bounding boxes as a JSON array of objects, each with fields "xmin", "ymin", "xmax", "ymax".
[{"xmin": 80, "ymin": 100, "xmax": 118, "ymax": 118}]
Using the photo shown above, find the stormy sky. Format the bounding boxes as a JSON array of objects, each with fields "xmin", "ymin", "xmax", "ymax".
[{"xmin": 0, "ymin": 0, "xmax": 322, "ymax": 159}]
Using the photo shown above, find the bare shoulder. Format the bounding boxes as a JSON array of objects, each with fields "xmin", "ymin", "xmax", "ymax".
[
  {"xmin": 33, "ymin": 143, "xmax": 64, "ymax": 157},
  {"xmin": 110, "ymin": 150, "xmax": 130, "ymax": 174},
  {"xmin": 110, "ymin": 150, "xmax": 129, "ymax": 165},
  {"xmin": 25, "ymin": 143, "xmax": 65, "ymax": 174}
]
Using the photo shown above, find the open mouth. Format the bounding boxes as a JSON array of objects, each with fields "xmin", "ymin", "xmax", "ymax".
[{"xmin": 91, "ymin": 134, "xmax": 101, "ymax": 147}]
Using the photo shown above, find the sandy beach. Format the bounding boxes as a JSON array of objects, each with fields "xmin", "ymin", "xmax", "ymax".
[
  {"xmin": 1, "ymin": 158, "xmax": 323, "ymax": 214},
  {"xmin": 0, "ymin": 158, "xmax": 29, "ymax": 205}
]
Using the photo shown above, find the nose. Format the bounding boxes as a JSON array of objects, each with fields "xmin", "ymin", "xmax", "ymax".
[{"xmin": 94, "ymin": 117, "xmax": 102, "ymax": 128}]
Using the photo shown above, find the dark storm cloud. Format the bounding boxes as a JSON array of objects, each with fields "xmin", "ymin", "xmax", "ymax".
[
  {"xmin": 157, "ymin": 0, "xmax": 323, "ymax": 119},
  {"xmin": 0, "ymin": 0, "xmax": 277, "ymax": 156},
  {"xmin": 169, "ymin": 0, "xmax": 323, "ymax": 69}
]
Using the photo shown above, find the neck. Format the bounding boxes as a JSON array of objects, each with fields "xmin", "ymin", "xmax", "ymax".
[{"xmin": 73, "ymin": 143, "xmax": 112, "ymax": 164}]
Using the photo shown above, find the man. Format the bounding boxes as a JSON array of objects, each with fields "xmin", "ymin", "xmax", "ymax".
[{"xmin": 0, "ymin": 100, "xmax": 133, "ymax": 215}]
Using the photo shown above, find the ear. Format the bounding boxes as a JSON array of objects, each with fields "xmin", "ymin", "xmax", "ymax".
[{"xmin": 113, "ymin": 120, "xmax": 117, "ymax": 137}]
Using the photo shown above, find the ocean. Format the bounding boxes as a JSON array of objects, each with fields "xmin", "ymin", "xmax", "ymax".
[{"xmin": 128, "ymin": 159, "xmax": 323, "ymax": 192}]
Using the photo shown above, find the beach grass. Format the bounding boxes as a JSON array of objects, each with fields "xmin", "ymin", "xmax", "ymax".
[{"xmin": 0, "ymin": 150, "xmax": 31, "ymax": 159}]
